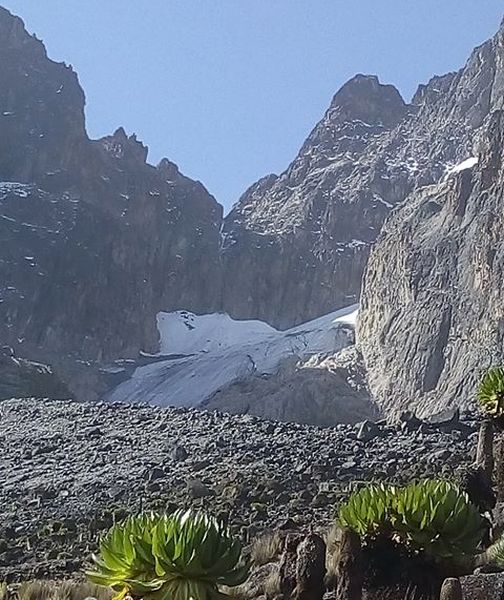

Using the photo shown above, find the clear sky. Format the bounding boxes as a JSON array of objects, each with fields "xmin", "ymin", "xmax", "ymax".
[{"xmin": 3, "ymin": 2, "xmax": 503, "ymax": 210}]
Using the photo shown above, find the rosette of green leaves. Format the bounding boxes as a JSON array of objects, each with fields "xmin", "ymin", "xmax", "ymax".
[
  {"xmin": 392, "ymin": 480, "xmax": 484, "ymax": 560},
  {"xmin": 86, "ymin": 510, "xmax": 248, "ymax": 600},
  {"xmin": 478, "ymin": 366, "xmax": 504, "ymax": 417},
  {"xmin": 151, "ymin": 509, "xmax": 249, "ymax": 600},
  {"xmin": 86, "ymin": 512, "xmax": 162, "ymax": 600},
  {"xmin": 338, "ymin": 483, "xmax": 396, "ymax": 537}
]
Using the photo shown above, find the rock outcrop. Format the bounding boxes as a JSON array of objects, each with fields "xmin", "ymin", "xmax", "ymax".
[
  {"xmin": 359, "ymin": 106, "xmax": 504, "ymax": 416},
  {"xmin": 203, "ymin": 346, "xmax": 377, "ymax": 427},
  {"xmin": 0, "ymin": 346, "xmax": 69, "ymax": 400},
  {"xmin": 0, "ymin": 6, "xmax": 222, "ymax": 367}
]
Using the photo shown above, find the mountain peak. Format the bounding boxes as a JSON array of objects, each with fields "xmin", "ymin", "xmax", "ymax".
[
  {"xmin": 329, "ymin": 74, "xmax": 408, "ymax": 128},
  {"xmin": 0, "ymin": 5, "xmax": 44, "ymax": 56}
]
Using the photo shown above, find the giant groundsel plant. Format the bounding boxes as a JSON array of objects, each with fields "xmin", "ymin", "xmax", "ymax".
[{"xmin": 86, "ymin": 509, "xmax": 249, "ymax": 600}]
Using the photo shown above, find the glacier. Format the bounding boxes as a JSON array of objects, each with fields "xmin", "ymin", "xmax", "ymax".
[{"xmin": 105, "ymin": 304, "xmax": 358, "ymax": 408}]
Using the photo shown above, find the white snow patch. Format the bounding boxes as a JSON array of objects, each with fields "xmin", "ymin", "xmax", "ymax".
[
  {"xmin": 0, "ymin": 182, "xmax": 32, "ymax": 197},
  {"xmin": 100, "ymin": 366, "xmax": 126, "ymax": 375},
  {"xmin": 335, "ymin": 307, "xmax": 358, "ymax": 326},
  {"xmin": 156, "ymin": 311, "xmax": 275, "ymax": 356},
  {"xmin": 347, "ymin": 239, "xmax": 369, "ymax": 248},
  {"xmin": 447, "ymin": 157, "xmax": 478, "ymax": 174},
  {"xmin": 373, "ymin": 194, "xmax": 393, "ymax": 209},
  {"xmin": 107, "ymin": 304, "xmax": 359, "ymax": 408}
]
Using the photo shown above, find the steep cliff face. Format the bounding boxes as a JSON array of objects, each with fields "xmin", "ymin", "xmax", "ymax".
[
  {"xmin": 357, "ymin": 21, "xmax": 504, "ymax": 417},
  {"xmin": 220, "ymin": 75, "xmax": 413, "ymax": 329},
  {"xmin": 359, "ymin": 109, "xmax": 504, "ymax": 417},
  {"xmin": 0, "ymin": 7, "xmax": 222, "ymax": 363}
]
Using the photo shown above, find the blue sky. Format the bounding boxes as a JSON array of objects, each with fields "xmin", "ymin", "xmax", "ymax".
[{"xmin": 3, "ymin": 2, "xmax": 503, "ymax": 209}]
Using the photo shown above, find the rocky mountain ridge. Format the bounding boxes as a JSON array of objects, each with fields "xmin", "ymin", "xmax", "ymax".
[
  {"xmin": 2, "ymin": 4, "xmax": 504, "ymax": 419},
  {"xmin": 0, "ymin": 6, "xmax": 223, "ymax": 370}
]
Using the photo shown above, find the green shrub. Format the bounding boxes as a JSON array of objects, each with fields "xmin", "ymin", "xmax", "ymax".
[
  {"xmin": 86, "ymin": 510, "xmax": 249, "ymax": 600},
  {"xmin": 86, "ymin": 513, "xmax": 160, "ymax": 600},
  {"xmin": 478, "ymin": 366, "xmax": 504, "ymax": 417},
  {"xmin": 338, "ymin": 483, "xmax": 396, "ymax": 537},
  {"xmin": 393, "ymin": 480, "xmax": 483, "ymax": 559},
  {"xmin": 337, "ymin": 479, "xmax": 484, "ymax": 562}
]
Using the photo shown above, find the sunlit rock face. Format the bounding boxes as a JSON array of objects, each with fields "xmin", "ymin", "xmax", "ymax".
[
  {"xmin": 359, "ymin": 111, "xmax": 504, "ymax": 417},
  {"xmin": 357, "ymin": 20, "xmax": 504, "ymax": 417}
]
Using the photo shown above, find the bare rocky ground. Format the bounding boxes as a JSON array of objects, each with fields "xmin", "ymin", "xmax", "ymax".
[{"xmin": 0, "ymin": 398, "xmax": 479, "ymax": 581}]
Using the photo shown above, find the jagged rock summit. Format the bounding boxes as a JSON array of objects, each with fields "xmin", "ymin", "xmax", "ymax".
[
  {"xmin": 0, "ymin": 6, "xmax": 222, "ymax": 375},
  {"xmin": 220, "ymin": 74, "xmax": 414, "ymax": 329}
]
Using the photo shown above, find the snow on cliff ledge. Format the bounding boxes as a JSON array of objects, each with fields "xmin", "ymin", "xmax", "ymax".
[
  {"xmin": 107, "ymin": 305, "xmax": 358, "ymax": 408},
  {"xmin": 446, "ymin": 156, "xmax": 479, "ymax": 175}
]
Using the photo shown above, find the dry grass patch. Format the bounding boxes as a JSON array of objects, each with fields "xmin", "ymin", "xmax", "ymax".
[
  {"xmin": 0, "ymin": 581, "xmax": 112, "ymax": 600},
  {"xmin": 250, "ymin": 531, "xmax": 284, "ymax": 567}
]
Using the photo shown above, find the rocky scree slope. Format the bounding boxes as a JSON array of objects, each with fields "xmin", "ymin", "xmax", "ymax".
[
  {"xmin": 359, "ymin": 108, "xmax": 504, "ymax": 418},
  {"xmin": 0, "ymin": 398, "xmax": 478, "ymax": 581}
]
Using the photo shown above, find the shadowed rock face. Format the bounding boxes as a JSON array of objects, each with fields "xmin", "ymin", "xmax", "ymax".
[
  {"xmin": 0, "ymin": 7, "xmax": 223, "ymax": 364},
  {"xmin": 0, "ymin": 347, "xmax": 69, "ymax": 400},
  {"xmin": 359, "ymin": 110, "xmax": 504, "ymax": 417}
]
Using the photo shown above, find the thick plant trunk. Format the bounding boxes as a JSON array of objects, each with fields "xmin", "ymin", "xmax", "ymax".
[
  {"xmin": 279, "ymin": 533, "xmax": 302, "ymax": 598},
  {"xmin": 494, "ymin": 434, "xmax": 504, "ymax": 502},
  {"xmin": 293, "ymin": 533, "xmax": 326, "ymax": 600},
  {"xmin": 476, "ymin": 419, "xmax": 494, "ymax": 478},
  {"xmin": 334, "ymin": 529, "xmax": 363, "ymax": 600}
]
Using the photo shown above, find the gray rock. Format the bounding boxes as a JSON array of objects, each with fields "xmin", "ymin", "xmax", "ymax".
[
  {"xmin": 148, "ymin": 467, "xmax": 166, "ymax": 482},
  {"xmin": 0, "ymin": 6, "xmax": 223, "ymax": 400},
  {"xmin": 460, "ymin": 573, "xmax": 504, "ymax": 599},
  {"xmin": 187, "ymin": 479, "xmax": 214, "ymax": 498},
  {"xmin": 171, "ymin": 445, "xmax": 188, "ymax": 461},
  {"xmin": 203, "ymin": 346, "xmax": 379, "ymax": 427},
  {"xmin": 356, "ymin": 420, "xmax": 381, "ymax": 442},
  {"xmin": 359, "ymin": 107, "xmax": 504, "ymax": 418}
]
